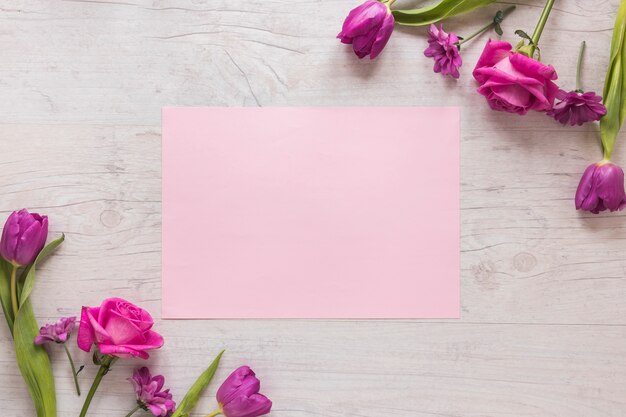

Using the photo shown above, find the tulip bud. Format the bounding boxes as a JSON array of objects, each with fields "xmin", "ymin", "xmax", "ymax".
[
  {"xmin": 0, "ymin": 209, "xmax": 48, "ymax": 266},
  {"xmin": 216, "ymin": 366, "xmax": 272, "ymax": 417},
  {"xmin": 575, "ymin": 161, "xmax": 626, "ymax": 213},
  {"xmin": 337, "ymin": 0, "xmax": 395, "ymax": 60}
]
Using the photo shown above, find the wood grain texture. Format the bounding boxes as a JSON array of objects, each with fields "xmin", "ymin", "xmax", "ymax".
[{"xmin": 1, "ymin": 0, "xmax": 626, "ymax": 416}]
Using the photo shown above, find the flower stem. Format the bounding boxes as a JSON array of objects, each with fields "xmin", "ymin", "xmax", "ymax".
[
  {"xmin": 458, "ymin": 6, "xmax": 516, "ymax": 46},
  {"xmin": 79, "ymin": 356, "xmax": 116, "ymax": 417},
  {"xmin": 10, "ymin": 264, "xmax": 18, "ymax": 316},
  {"xmin": 204, "ymin": 409, "xmax": 223, "ymax": 417},
  {"xmin": 576, "ymin": 41, "xmax": 586, "ymax": 91},
  {"xmin": 125, "ymin": 405, "xmax": 142, "ymax": 417},
  {"xmin": 530, "ymin": 0, "xmax": 556, "ymax": 55},
  {"xmin": 63, "ymin": 343, "xmax": 81, "ymax": 396}
]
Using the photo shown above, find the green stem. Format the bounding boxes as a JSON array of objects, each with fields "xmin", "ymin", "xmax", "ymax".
[
  {"xmin": 125, "ymin": 404, "xmax": 142, "ymax": 417},
  {"xmin": 204, "ymin": 409, "xmax": 223, "ymax": 417},
  {"xmin": 458, "ymin": 6, "xmax": 516, "ymax": 45},
  {"xmin": 10, "ymin": 264, "xmax": 18, "ymax": 316},
  {"xmin": 63, "ymin": 343, "xmax": 81, "ymax": 396},
  {"xmin": 576, "ymin": 41, "xmax": 586, "ymax": 91},
  {"xmin": 530, "ymin": 0, "xmax": 556, "ymax": 55},
  {"xmin": 79, "ymin": 356, "xmax": 116, "ymax": 417}
]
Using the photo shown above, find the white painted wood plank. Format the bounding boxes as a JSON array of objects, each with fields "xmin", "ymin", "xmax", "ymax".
[{"xmin": 1, "ymin": 1, "xmax": 625, "ymax": 416}]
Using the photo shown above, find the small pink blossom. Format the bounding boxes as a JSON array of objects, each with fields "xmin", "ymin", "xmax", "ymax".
[
  {"xmin": 34, "ymin": 316, "xmax": 76, "ymax": 345},
  {"xmin": 424, "ymin": 24, "xmax": 462, "ymax": 79},
  {"xmin": 548, "ymin": 89, "xmax": 607, "ymax": 126},
  {"xmin": 129, "ymin": 367, "xmax": 176, "ymax": 417}
]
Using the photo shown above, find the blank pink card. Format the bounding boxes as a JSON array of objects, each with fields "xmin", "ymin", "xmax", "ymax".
[{"xmin": 162, "ymin": 107, "xmax": 460, "ymax": 319}]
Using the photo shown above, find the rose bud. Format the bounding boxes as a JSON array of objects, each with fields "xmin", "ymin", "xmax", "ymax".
[
  {"xmin": 473, "ymin": 39, "xmax": 559, "ymax": 115},
  {"xmin": 213, "ymin": 366, "xmax": 272, "ymax": 417},
  {"xmin": 77, "ymin": 297, "xmax": 163, "ymax": 359},
  {"xmin": 337, "ymin": 0, "xmax": 394, "ymax": 60},
  {"xmin": 575, "ymin": 161, "xmax": 626, "ymax": 213},
  {"xmin": 0, "ymin": 208, "xmax": 48, "ymax": 266}
]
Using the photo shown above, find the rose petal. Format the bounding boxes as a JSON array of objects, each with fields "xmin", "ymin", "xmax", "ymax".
[{"xmin": 98, "ymin": 344, "xmax": 149, "ymax": 359}]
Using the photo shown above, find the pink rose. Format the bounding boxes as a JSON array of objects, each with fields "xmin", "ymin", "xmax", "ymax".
[
  {"xmin": 77, "ymin": 297, "xmax": 163, "ymax": 359},
  {"xmin": 473, "ymin": 39, "xmax": 559, "ymax": 115}
]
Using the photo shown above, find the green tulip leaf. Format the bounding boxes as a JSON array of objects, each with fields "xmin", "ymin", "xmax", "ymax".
[
  {"xmin": 171, "ymin": 350, "xmax": 225, "ymax": 417},
  {"xmin": 0, "ymin": 258, "xmax": 14, "ymax": 331},
  {"xmin": 19, "ymin": 234, "xmax": 64, "ymax": 307},
  {"xmin": 14, "ymin": 298, "xmax": 57, "ymax": 417},
  {"xmin": 600, "ymin": 0, "xmax": 626, "ymax": 159},
  {"xmin": 392, "ymin": 0, "xmax": 497, "ymax": 27}
]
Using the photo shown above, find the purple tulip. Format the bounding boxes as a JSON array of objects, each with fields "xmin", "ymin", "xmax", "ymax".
[
  {"xmin": 575, "ymin": 161, "xmax": 626, "ymax": 213},
  {"xmin": 548, "ymin": 90, "xmax": 607, "ymax": 126},
  {"xmin": 424, "ymin": 24, "xmax": 462, "ymax": 79},
  {"xmin": 216, "ymin": 366, "xmax": 272, "ymax": 417},
  {"xmin": 129, "ymin": 367, "xmax": 176, "ymax": 417},
  {"xmin": 0, "ymin": 209, "xmax": 48, "ymax": 266},
  {"xmin": 337, "ymin": 0, "xmax": 394, "ymax": 60},
  {"xmin": 34, "ymin": 316, "xmax": 76, "ymax": 345}
]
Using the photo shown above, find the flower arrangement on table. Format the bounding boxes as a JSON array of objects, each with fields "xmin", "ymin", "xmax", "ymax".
[
  {"xmin": 338, "ymin": 0, "xmax": 626, "ymax": 214},
  {"xmin": 0, "ymin": 209, "xmax": 273, "ymax": 417}
]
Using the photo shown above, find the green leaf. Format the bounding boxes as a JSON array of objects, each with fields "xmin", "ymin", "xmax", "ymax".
[
  {"xmin": 19, "ymin": 234, "xmax": 64, "ymax": 307},
  {"xmin": 171, "ymin": 350, "xmax": 225, "ymax": 417},
  {"xmin": 0, "ymin": 258, "xmax": 14, "ymax": 331},
  {"xmin": 514, "ymin": 29, "xmax": 533, "ymax": 43},
  {"xmin": 600, "ymin": 0, "xmax": 626, "ymax": 159},
  {"xmin": 14, "ymin": 298, "xmax": 57, "ymax": 417},
  {"xmin": 392, "ymin": 0, "xmax": 497, "ymax": 27}
]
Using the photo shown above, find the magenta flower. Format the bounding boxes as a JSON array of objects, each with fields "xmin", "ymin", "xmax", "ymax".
[
  {"xmin": 0, "ymin": 208, "xmax": 48, "ymax": 266},
  {"xmin": 337, "ymin": 0, "xmax": 394, "ymax": 60},
  {"xmin": 35, "ymin": 316, "xmax": 76, "ymax": 345},
  {"xmin": 128, "ymin": 367, "xmax": 176, "ymax": 417},
  {"xmin": 77, "ymin": 297, "xmax": 164, "ymax": 359},
  {"xmin": 424, "ymin": 24, "xmax": 462, "ymax": 79},
  {"xmin": 548, "ymin": 90, "xmax": 607, "ymax": 126},
  {"xmin": 473, "ymin": 40, "xmax": 559, "ymax": 115},
  {"xmin": 215, "ymin": 366, "xmax": 272, "ymax": 417},
  {"xmin": 575, "ymin": 161, "xmax": 626, "ymax": 213},
  {"xmin": 35, "ymin": 316, "xmax": 82, "ymax": 396}
]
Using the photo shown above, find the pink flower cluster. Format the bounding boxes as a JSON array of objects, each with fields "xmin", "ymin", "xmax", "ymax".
[{"xmin": 0, "ymin": 209, "xmax": 273, "ymax": 417}]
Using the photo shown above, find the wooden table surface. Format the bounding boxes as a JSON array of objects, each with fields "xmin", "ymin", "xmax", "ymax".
[{"xmin": 1, "ymin": 0, "xmax": 625, "ymax": 416}]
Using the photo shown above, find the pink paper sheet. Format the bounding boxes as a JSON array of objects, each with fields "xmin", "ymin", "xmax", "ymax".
[{"xmin": 162, "ymin": 107, "xmax": 460, "ymax": 319}]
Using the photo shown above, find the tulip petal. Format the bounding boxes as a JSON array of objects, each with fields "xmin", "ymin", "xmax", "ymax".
[
  {"xmin": 339, "ymin": 1, "xmax": 386, "ymax": 38},
  {"xmin": 0, "ymin": 211, "xmax": 20, "ymax": 263},
  {"xmin": 370, "ymin": 13, "xmax": 394, "ymax": 59},
  {"xmin": 217, "ymin": 366, "xmax": 261, "ymax": 406},
  {"xmin": 222, "ymin": 393, "xmax": 272, "ymax": 417}
]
